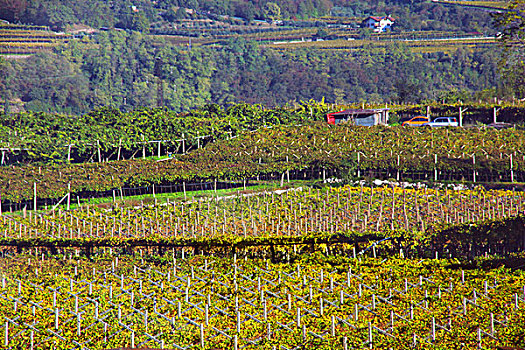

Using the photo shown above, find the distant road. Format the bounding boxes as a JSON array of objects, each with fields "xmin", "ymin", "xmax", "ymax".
[
  {"xmin": 268, "ymin": 35, "xmax": 497, "ymax": 48},
  {"xmin": 1, "ymin": 55, "xmax": 33, "ymax": 60},
  {"xmin": 402, "ymin": 35, "xmax": 496, "ymax": 42}
]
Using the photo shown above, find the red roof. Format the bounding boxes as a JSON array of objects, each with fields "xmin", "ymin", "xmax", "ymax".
[{"xmin": 365, "ymin": 16, "xmax": 395, "ymax": 22}]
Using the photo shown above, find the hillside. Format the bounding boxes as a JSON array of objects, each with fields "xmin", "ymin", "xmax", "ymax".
[
  {"xmin": 0, "ymin": 0, "xmax": 515, "ymax": 113},
  {"xmin": 0, "ymin": 30, "xmax": 503, "ymax": 114}
]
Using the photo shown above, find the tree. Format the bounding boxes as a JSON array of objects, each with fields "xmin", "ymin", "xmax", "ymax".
[
  {"xmin": 494, "ymin": 0, "xmax": 525, "ymax": 98},
  {"xmin": 175, "ymin": 7, "xmax": 186, "ymax": 19},
  {"xmin": 357, "ymin": 28, "xmax": 372, "ymax": 39},
  {"xmin": 163, "ymin": 7, "xmax": 178, "ymax": 21},
  {"xmin": 131, "ymin": 12, "xmax": 150, "ymax": 32},
  {"xmin": 393, "ymin": 79, "xmax": 421, "ymax": 103},
  {"xmin": 264, "ymin": 2, "xmax": 281, "ymax": 21},
  {"xmin": 315, "ymin": 28, "xmax": 329, "ymax": 39},
  {"xmin": 0, "ymin": 0, "xmax": 27, "ymax": 22},
  {"xmin": 0, "ymin": 57, "xmax": 14, "ymax": 113},
  {"xmin": 180, "ymin": 0, "xmax": 198, "ymax": 10},
  {"xmin": 235, "ymin": 2, "xmax": 256, "ymax": 22}
]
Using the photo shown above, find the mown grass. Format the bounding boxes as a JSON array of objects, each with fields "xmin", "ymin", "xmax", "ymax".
[{"xmin": 8, "ymin": 180, "xmax": 310, "ymax": 216}]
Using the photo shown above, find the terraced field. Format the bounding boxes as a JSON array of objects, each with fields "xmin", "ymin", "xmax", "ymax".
[
  {"xmin": 267, "ymin": 36, "xmax": 498, "ymax": 54},
  {"xmin": 0, "ymin": 26, "xmax": 72, "ymax": 55}
]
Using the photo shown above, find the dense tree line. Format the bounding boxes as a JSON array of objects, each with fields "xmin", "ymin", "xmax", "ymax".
[
  {"xmin": 0, "ymin": 0, "xmax": 497, "ymax": 34},
  {"xmin": 0, "ymin": 0, "xmax": 345, "ymax": 27},
  {"xmin": 0, "ymin": 31, "xmax": 502, "ymax": 115},
  {"xmin": 493, "ymin": 0, "xmax": 525, "ymax": 99},
  {"xmin": 0, "ymin": 0, "xmax": 154, "ymax": 31},
  {"xmin": 0, "ymin": 0, "xmax": 334, "ymax": 29}
]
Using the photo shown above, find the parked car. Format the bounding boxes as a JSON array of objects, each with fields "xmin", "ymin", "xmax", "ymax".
[
  {"xmin": 422, "ymin": 117, "xmax": 459, "ymax": 127},
  {"xmin": 401, "ymin": 116, "xmax": 430, "ymax": 126}
]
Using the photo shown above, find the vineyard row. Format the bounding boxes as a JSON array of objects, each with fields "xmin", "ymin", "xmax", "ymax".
[
  {"xmin": 2, "ymin": 185, "xmax": 525, "ymax": 259},
  {"xmin": 3, "ymin": 124, "xmax": 525, "ymax": 202},
  {"xmin": 1, "ymin": 254, "xmax": 524, "ymax": 349}
]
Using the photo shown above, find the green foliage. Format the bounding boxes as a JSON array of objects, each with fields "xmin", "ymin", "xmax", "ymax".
[
  {"xmin": 494, "ymin": 0, "xmax": 525, "ymax": 43},
  {"xmin": 0, "ymin": 0, "xmax": 28, "ymax": 23},
  {"xmin": 430, "ymin": 216, "xmax": 525, "ymax": 257},
  {"xmin": 0, "ymin": 100, "xmax": 329, "ymax": 164},
  {"xmin": 264, "ymin": 2, "xmax": 282, "ymax": 21},
  {"xmin": 393, "ymin": 79, "xmax": 422, "ymax": 103},
  {"xmin": 3, "ymin": 250, "xmax": 524, "ymax": 349},
  {"xmin": 494, "ymin": 0, "xmax": 525, "ymax": 99},
  {"xmin": 340, "ymin": 155, "xmax": 359, "ymax": 184},
  {"xmin": 2, "ymin": 120, "xmax": 525, "ymax": 202},
  {"xmin": 20, "ymin": 0, "xmax": 156, "ymax": 31},
  {"xmin": 0, "ymin": 29, "xmax": 504, "ymax": 114}
]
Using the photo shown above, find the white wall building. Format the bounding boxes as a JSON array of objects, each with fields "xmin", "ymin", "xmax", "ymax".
[{"xmin": 361, "ymin": 16, "xmax": 395, "ymax": 32}]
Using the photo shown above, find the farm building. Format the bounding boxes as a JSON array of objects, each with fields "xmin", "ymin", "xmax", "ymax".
[
  {"xmin": 361, "ymin": 16, "xmax": 395, "ymax": 32},
  {"xmin": 327, "ymin": 108, "xmax": 390, "ymax": 126}
]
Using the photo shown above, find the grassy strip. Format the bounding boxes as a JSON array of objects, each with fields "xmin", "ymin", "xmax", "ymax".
[
  {"xmin": 73, "ymin": 181, "xmax": 291, "ymax": 208},
  {"xmin": 10, "ymin": 179, "xmax": 308, "ymax": 215}
]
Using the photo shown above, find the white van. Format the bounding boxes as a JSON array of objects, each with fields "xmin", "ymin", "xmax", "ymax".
[{"xmin": 422, "ymin": 117, "xmax": 459, "ymax": 127}]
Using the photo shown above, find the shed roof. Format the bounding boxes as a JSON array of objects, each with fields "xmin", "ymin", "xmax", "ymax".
[{"xmin": 330, "ymin": 108, "xmax": 389, "ymax": 117}]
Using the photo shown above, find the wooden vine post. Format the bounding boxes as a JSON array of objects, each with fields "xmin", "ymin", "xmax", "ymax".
[
  {"xmin": 117, "ymin": 138, "xmax": 121, "ymax": 161},
  {"xmin": 357, "ymin": 152, "xmax": 361, "ymax": 178},
  {"xmin": 494, "ymin": 107, "xmax": 499, "ymax": 124},
  {"xmin": 434, "ymin": 154, "xmax": 438, "ymax": 182},
  {"xmin": 33, "ymin": 182, "xmax": 37, "ymax": 212},
  {"xmin": 142, "ymin": 134, "xmax": 146, "ymax": 159},
  {"xmin": 286, "ymin": 155, "xmax": 290, "ymax": 183},
  {"xmin": 396, "ymin": 154, "xmax": 400, "ymax": 181},
  {"xmin": 459, "ymin": 106, "xmax": 468, "ymax": 127},
  {"xmin": 473, "ymin": 155, "xmax": 476, "ymax": 183},
  {"xmin": 97, "ymin": 140, "xmax": 102, "ymax": 163}
]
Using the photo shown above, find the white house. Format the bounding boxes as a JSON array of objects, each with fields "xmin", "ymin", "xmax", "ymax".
[{"xmin": 361, "ymin": 16, "xmax": 395, "ymax": 32}]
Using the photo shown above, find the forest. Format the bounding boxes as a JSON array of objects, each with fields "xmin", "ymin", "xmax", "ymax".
[
  {"xmin": 0, "ymin": 0, "xmax": 511, "ymax": 115},
  {"xmin": 0, "ymin": 0, "xmax": 497, "ymax": 33},
  {"xmin": 0, "ymin": 31, "xmax": 502, "ymax": 115}
]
